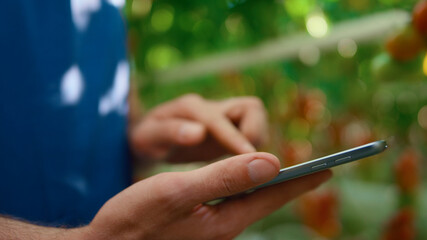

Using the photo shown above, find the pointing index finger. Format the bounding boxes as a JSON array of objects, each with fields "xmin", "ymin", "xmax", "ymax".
[
  {"xmin": 204, "ymin": 115, "xmax": 256, "ymax": 154},
  {"xmin": 161, "ymin": 95, "xmax": 256, "ymax": 154}
]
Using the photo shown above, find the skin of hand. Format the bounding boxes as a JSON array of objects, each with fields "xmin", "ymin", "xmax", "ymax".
[
  {"xmin": 75, "ymin": 152, "xmax": 332, "ymax": 240},
  {"xmin": 130, "ymin": 94, "xmax": 269, "ymax": 163}
]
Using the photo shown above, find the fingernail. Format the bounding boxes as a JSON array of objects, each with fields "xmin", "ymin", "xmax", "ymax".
[
  {"xmin": 241, "ymin": 143, "xmax": 256, "ymax": 153},
  {"xmin": 247, "ymin": 159, "xmax": 278, "ymax": 183},
  {"xmin": 179, "ymin": 123, "xmax": 203, "ymax": 142}
]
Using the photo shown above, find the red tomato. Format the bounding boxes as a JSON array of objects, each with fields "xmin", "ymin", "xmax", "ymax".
[
  {"xmin": 395, "ymin": 148, "xmax": 420, "ymax": 194},
  {"xmin": 386, "ymin": 26, "xmax": 424, "ymax": 61},
  {"xmin": 413, "ymin": 0, "xmax": 427, "ymax": 36},
  {"xmin": 297, "ymin": 190, "xmax": 341, "ymax": 238},
  {"xmin": 381, "ymin": 208, "xmax": 416, "ymax": 240}
]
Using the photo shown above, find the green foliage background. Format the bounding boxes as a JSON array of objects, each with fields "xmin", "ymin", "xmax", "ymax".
[{"xmin": 125, "ymin": 0, "xmax": 427, "ymax": 239}]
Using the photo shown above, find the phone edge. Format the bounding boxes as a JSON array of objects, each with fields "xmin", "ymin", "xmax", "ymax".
[{"xmin": 252, "ymin": 140, "xmax": 388, "ymax": 190}]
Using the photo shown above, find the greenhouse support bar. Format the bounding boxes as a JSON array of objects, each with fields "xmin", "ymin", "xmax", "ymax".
[{"xmin": 152, "ymin": 10, "xmax": 410, "ymax": 83}]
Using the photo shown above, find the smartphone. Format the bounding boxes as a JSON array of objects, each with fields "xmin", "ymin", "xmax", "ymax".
[{"xmin": 252, "ymin": 140, "xmax": 388, "ymax": 191}]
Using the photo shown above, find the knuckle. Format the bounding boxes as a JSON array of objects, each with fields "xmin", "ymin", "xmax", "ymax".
[
  {"xmin": 217, "ymin": 170, "xmax": 239, "ymax": 196},
  {"xmin": 180, "ymin": 93, "xmax": 203, "ymax": 104},
  {"xmin": 177, "ymin": 94, "xmax": 204, "ymax": 114},
  {"xmin": 204, "ymin": 115, "xmax": 220, "ymax": 127},
  {"xmin": 150, "ymin": 173, "xmax": 187, "ymax": 207},
  {"xmin": 245, "ymin": 96, "xmax": 264, "ymax": 108}
]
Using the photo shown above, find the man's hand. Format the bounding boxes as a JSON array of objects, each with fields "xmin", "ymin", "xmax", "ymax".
[
  {"xmin": 0, "ymin": 153, "xmax": 330, "ymax": 240},
  {"xmin": 130, "ymin": 94, "xmax": 268, "ymax": 163},
  {"xmin": 81, "ymin": 152, "xmax": 331, "ymax": 240}
]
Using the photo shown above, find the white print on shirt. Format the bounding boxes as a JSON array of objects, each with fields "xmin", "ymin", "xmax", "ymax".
[
  {"xmin": 107, "ymin": 0, "xmax": 125, "ymax": 8},
  {"xmin": 60, "ymin": 64, "xmax": 85, "ymax": 105},
  {"xmin": 70, "ymin": 0, "xmax": 101, "ymax": 31},
  {"xmin": 98, "ymin": 61, "xmax": 130, "ymax": 116}
]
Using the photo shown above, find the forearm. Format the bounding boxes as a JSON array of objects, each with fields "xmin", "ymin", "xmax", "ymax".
[{"xmin": 0, "ymin": 216, "xmax": 88, "ymax": 240}]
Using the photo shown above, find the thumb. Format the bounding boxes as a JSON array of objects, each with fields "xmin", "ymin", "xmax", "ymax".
[
  {"xmin": 184, "ymin": 152, "xmax": 280, "ymax": 204},
  {"xmin": 133, "ymin": 118, "xmax": 207, "ymax": 149}
]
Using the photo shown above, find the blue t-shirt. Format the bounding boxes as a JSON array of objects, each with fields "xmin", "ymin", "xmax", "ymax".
[{"xmin": 0, "ymin": 0, "xmax": 131, "ymax": 226}]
